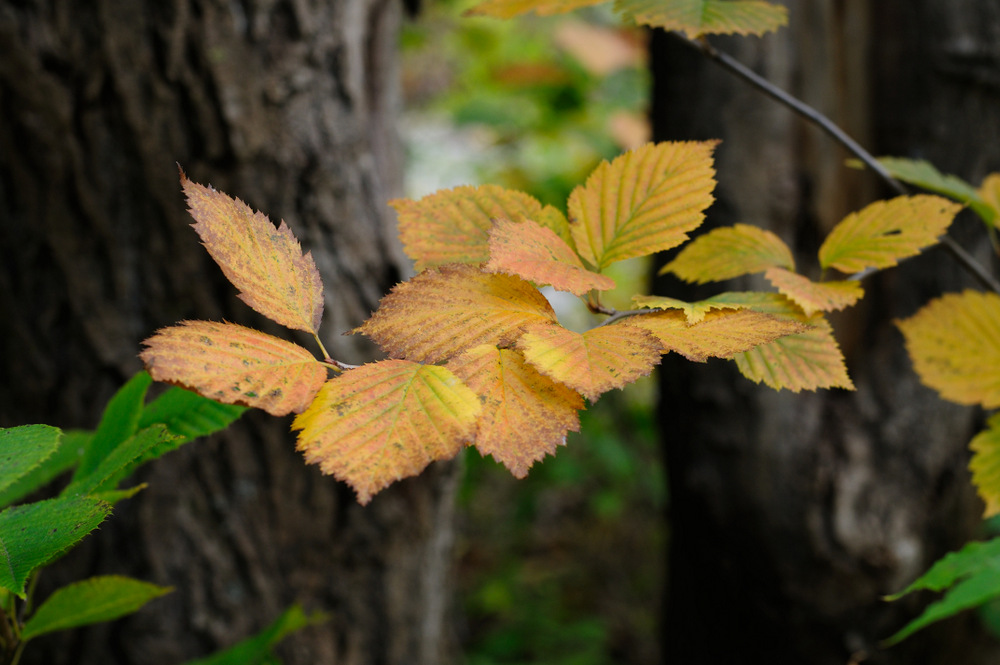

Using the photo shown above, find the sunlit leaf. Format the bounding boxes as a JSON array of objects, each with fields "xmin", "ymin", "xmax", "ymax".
[
  {"xmin": 970, "ymin": 414, "xmax": 1000, "ymax": 518},
  {"xmin": 896, "ymin": 290, "xmax": 1000, "ymax": 408},
  {"xmin": 447, "ymin": 345, "xmax": 583, "ymax": 477},
  {"xmin": 140, "ymin": 321, "xmax": 328, "ymax": 416},
  {"xmin": 486, "ymin": 218, "xmax": 615, "ymax": 295},
  {"xmin": 568, "ymin": 141, "xmax": 717, "ymax": 270},
  {"xmin": 292, "ymin": 361, "xmax": 481, "ymax": 504},
  {"xmin": 763, "ymin": 268, "xmax": 863, "ymax": 316},
  {"xmin": 181, "ymin": 172, "xmax": 323, "ymax": 333},
  {"xmin": 818, "ymin": 195, "xmax": 960, "ymax": 274},
  {"xmin": 516, "ymin": 324, "xmax": 661, "ymax": 401},
  {"xmin": 615, "ymin": 0, "xmax": 787, "ymax": 37},
  {"xmin": 661, "ymin": 223, "xmax": 794, "ymax": 283},
  {"xmin": 356, "ymin": 264, "xmax": 558, "ymax": 363},
  {"xmin": 631, "ymin": 293, "xmax": 744, "ymax": 323},
  {"xmin": 464, "ymin": 0, "xmax": 607, "ymax": 18}
]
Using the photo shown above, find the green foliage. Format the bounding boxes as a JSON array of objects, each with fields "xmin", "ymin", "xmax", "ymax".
[{"xmin": 182, "ymin": 604, "xmax": 328, "ymax": 665}]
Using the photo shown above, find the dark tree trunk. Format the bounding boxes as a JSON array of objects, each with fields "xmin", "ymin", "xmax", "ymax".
[
  {"xmin": 0, "ymin": 2, "xmax": 457, "ymax": 664},
  {"xmin": 651, "ymin": 1, "xmax": 1000, "ymax": 663}
]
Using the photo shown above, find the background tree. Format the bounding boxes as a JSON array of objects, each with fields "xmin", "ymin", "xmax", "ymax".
[
  {"xmin": 0, "ymin": 2, "xmax": 457, "ymax": 663},
  {"xmin": 652, "ymin": 1, "xmax": 1000, "ymax": 663}
]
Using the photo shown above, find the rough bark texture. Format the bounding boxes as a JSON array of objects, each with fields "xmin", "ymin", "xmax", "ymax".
[
  {"xmin": 0, "ymin": 1, "xmax": 457, "ymax": 663},
  {"xmin": 652, "ymin": 1, "xmax": 1000, "ymax": 663}
]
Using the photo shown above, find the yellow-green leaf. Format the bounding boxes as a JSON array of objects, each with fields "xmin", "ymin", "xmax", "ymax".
[
  {"xmin": 818, "ymin": 195, "xmax": 960, "ymax": 274},
  {"xmin": 970, "ymin": 414, "xmax": 1000, "ymax": 518},
  {"xmin": 763, "ymin": 268, "xmax": 864, "ymax": 316},
  {"xmin": 978, "ymin": 173, "xmax": 1000, "ymax": 226},
  {"xmin": 140, "ymin": 321, "xmax": 328, "ymax": 416},
  {"xmin": 486, "ymin": 218, "xmax": 615, "ymax": 295},
  {"xmin": 516, "ymin": 324, "xmax": 661, "ymax": 401},
  {"xmin": 356, "ymin": 264, "xmax": 558, "ymax": 364},
  {"xmin": 896, "ymin": 290, "xmax": 1000, "ymax": 408},
  {"xmin": 615, "ymin": 0, "xmax": 787, "ymax": 37},
  {"xmin": 292, "ymin": 360, "xmax": 481, "ymax": 504},
  {"xmin": 661, "ymin": 223, "xmax": 794, "ymax": 284},
  {"xmin": 464, "ymin": 0, "xmax": 607, "ymax": 18},
  {"xmin": 631, "ymin": 293, "xmax": 744, "ymax": 323},
  {"xmin": 568, "ymin": 141, "xmax": 718, "ymax": 270},
  {"xmin": 391, "ymin": 185, "xmax": 571, "ymax": 271},
  {"xmin": 447, "ymin": 345, "xmax": 583, "ymax": 477},
  {"xmin": 181, "ymin": 173, "xmax": 324, "ymax": 334}
]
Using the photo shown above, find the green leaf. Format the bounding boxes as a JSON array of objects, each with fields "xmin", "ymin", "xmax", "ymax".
[
  {"xmin": 0, "ymin": 425, "xmax": 62, "ymax": 497},
  {"xmin": 62, "ymin": 425, "xmax": 176, "ymax": 497},
  {"xmin": 0, "ymin": 496, "xmax": 111, "ymax": 597},
  {"xmin": 73, "ymin": 372, "xmax": 153, "ymax": 481},
  {"xmin": 21, "ymin": 575, "xmax": 172, "ymax": 641},
  {"xmin": 134, "ymin": 387, "xmax": 245, "ymax": 465},
  {"xmin": 183, "ymin": 604, "xmax": 328, "ymax": 665},
  {"xmin": 0, "ymin": 431, "xmax": 90, "ymax": 508}
]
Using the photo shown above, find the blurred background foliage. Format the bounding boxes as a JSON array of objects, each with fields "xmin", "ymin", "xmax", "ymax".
[{"xmin": 400, "ymin": 3, "xmax": 665, "ymax": 663}]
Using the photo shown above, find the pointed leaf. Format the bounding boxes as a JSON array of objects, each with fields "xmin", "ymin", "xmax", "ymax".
[
  {"xmin": 21, "ymin": 576, "xmax": 172, "ymax": 642},
  {"xmin": 818, "ymin": 195, "xmax": 960, "ymax": 273},
  {"xmin": 464, "ymin": 0, "xmax": 607, "ymax": 17},
  {"xmin": 74, "ymin": 371, "xmax": 151, "ymax": 481},
  {"xmin": 897, "ymin": 290, "xmax": 1000, "ymax": 408},
  {"xmin": 630, "ymin": 307, "xmax": 808, "ymax": 362},
  {"xmin": 293, "ymin": 361, "xmax": 480, "ymax": 504},
  {"xmin": 0, "ymin": 430, "xmax": 89, "ymax": 508},
  {"xmin": 141, "ymin": 321, "xmax": 328, "ymax": 416},
  {"xmin": 568, "ymin": 141, "xmax": 718, "ymax": 270},
  {"xmin": 182, "ymin": 173, "xmax": 324, "ymax": 333},
  {"xmin": 615, "ymin": 0, "xmax": 787, "ymax": 37},
  {"xmin": 661, "ymin": 223, "xmax": 794, "ymax": 283},
  {"xmin": 486, "ymin": 218, "xmax": 615, "ymax": 295},
  {"xmin": 0, "ymin": 426, "xmax": 62, "ymax": 498},
  {"xmin": 978, "ymin": 173, "xmax": 1000, "ymax": 226},
  {"xmin": 970, "ymin": 414, "xmax": 1000, "ymax": 518},
  {"xmin": 183, "ymin": 604, "xmax": 328, "ymax": 665},
  {"xmin": 133, "ymin": 388, "xmax": 247, "ymax": 465},
  {"xmin": 62, "ymin": 425, "xmax": 175, "ymax": 496},
  {"xmin": 356, "ymin": 265, "xmax": 558, "ymax": 363},
  {"xmin": 764, "ymin": 268, "xmax": 863, "ymax": 316},
  {"xmin": 631, "ymin": 293, "xmax": 744, "ymax": 323},
  {"xmin": 516, "ymin": 324, "xmax": 661, "ymax": 401},
  {"xmin": 447, "ymin": 345, "xmax": 583, "ymax": 477}
]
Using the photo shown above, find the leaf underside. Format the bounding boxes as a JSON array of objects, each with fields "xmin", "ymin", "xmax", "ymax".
[
  {"xmin": 661, "ymin": 222, "xmax": 794, "ymax": 284},
  {"xmin": 763, "ymin": 268, "xmax": 864, "ymax": 316},
  {"xmin": 615, "ymin": 0, "xmax": 788, "ymax": 37}
]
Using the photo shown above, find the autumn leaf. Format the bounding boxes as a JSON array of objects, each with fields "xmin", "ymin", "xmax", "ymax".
[
  {"xmin": 970, "ymin": 414, "xmax": 1000, "ymax": 518},
  {"xmin": 818, "ymin": 195, "xmax": 960, "ymax": 274},
  {"xmin": 391, "ymin": 185, "xmax": 573, "ymax": 271},
  {"xmin": 447, "ymin": 345, "xmax": 583, "ymax": 477},
  {"xmin": 516, "ymin": 324, "xmax": 661, "ymax": 401},
  {"xmin": 631, "ymin": 293, "xmax": 744, "ymax": 324},
  {"xmin": 615, "ymin": 0, "xmax": 787, "ymax": 37},
  {"xmin": 661, "ymin": 223, "xmax": 794, "ymax": 283},
  {"xmin": 896, "ymin": 290, "xmax": 1000, "ymax": 408},
  {"xmin": 293, "ymin": 361, "xmax": 481, "ymax": 504},
  {"xmin": 181, "ymin": 172, "xmax": 324, "ymax": 334},
  {"xmin": 763, "ymin": 268, "xmax": 863, "ymax": 316},
  {"xmin": 567, "ymin": 141, "xmax": 718, "ymax": 270},
  {"xmin": 486, "ymin": 218, "xmax": 615, "ymax": 295},
  {"xmin": 464, "ymin": 0, "xmax": 606, "ymax": 17},
  {"xmin": 356, "ymin": 264, "xmax": 558, "ymax": 364},
  {"xmin": 978, "ymin": 173, "xmax": 1000, "ymax": 226},
  {"xmin": 140, "ymin": 321, "xmax": 328, "ymax": 416}
]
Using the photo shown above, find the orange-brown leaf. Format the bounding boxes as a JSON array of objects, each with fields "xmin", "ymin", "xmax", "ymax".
[
  {"xmin": 631, "ymin": 293, "xmax": 743, "ymax": 323},
  {"xmin": 356, "ymin": 264, "xmax": 558, "ymax": 363},
  {"xmin": 292, "ymin": 361, "xmax": 481, "ymax": 504},
  {"xmin": 763, "ymin": 268, "xmax": 864, "ymax": 316},
  {"xmin": 516, "ymin": 324, "xmax": 661, "ymax": 401},
  {"xmin": 486, "ymin": 218, "xmax": 615, "ymax": 295},
  {"xmin": 140, "ymin": 320, "xmax": 327, "ymax": 416},
  {"xmin": 181, "ymin": 173, "xmax": 324, "ymax": 333},
  {"xmin": 661, "ymin": 223, "xmax": 794, "ymax": 284},
  {"xmin": 447, "ymin": 345, "xmax": 583, "ymax": 477}
]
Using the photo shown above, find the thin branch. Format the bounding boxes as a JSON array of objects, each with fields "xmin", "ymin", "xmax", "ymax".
[{"xmin": 597, "ymin": 308, "xmax": 655, "ymax": 327}]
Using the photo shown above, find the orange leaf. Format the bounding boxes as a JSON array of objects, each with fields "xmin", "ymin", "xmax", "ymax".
[
  {"xmin": 568, "ymin": 141, "xmax": 717, "ymax": 270},
  {"xmin": 630, "ymin": 308, "xmax": 807, "ymax": 362},
  {"xmin": 516, "ymin": 324, "xmax": 661, "ymax": 401},
  {"xmin": 486, "ymin": 218, "xmax": 615, "ymax": 295},
  {"xmin": 356, "ymin": 264, "xmax": 558, "ymax": 363},
  {"xmin": 140, "ymin": 321, "xmax": 328, "ymax": 416},
  {"xmin": 631, "ymin": 293, "xmax": 744, "ymax": 323},
  {"xmin": 615, "ymin": 0, "xmax": 787, "ymax": 37},
  {"xmin": 447, "ymin": 345, "xmax": 583, "ymax": 477},
  {"xmin": 464, "ymin": 0, "xmax": 607, "ymax": 18},
  {"xmin": 661, "ymin": 223, "xmax": 794, "ymax": 284},
  {"xmin": 391, "ymin": 185, "xmax": 573, "ymax": 271},
  {"xmin": 292, "ymin": 361, "xmax": 481, "ymax": 504},
  {"xmin": 181, "ymin": 173, "xmax": 324, "ymax": 334},
  {"xmin": 763, "ymin": 268, "xmax": 863, "ymax": 316}
]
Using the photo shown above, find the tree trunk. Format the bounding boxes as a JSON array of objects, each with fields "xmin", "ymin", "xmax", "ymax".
[
  {"xmin": 651, "ymin": 1, "xmax": 1000, "ymax": 663},
  {"xmin": 0, "ymin": 2, "xmax": 456, "ymax": 663}
]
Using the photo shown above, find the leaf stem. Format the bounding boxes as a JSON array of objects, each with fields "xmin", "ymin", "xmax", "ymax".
[
  {"xmin": 312, "ymin": 333, "xmax": 332, "ymax": 364},
  {"xmin": 596, "ymin": 308, "xmax": 655, "ymax": 327}
]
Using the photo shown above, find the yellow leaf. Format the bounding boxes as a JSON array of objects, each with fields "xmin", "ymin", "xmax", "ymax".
[
  {"xmin": 615, "ymin": 0, "xmax": 787, "ymax": 37},
  {"xmin": 661, "ymin": 223, "xmax": 794, "ymax": 283},
  {"xmin": 140, "ymin": 321, "xmax": 328, "ymax": 416},
  {"xmin": 896, "ymin": 290, "xmax": 1000, "ymax": 408},
  {"xmin": 447, "ymin": 345, "xmax": 583, "ymax": 477},
  {"xmin": 486, "ymin": 218, "xmax": 615, "ymax": 296},
  {"xmin": 391, "ymin": 185, "xmax": 572, "ymax": 271},
  {"xmin": 970, "ymin": 414, "xmax": 1000, "ymax": 518},
  {"xmin": 568, "ymin": 141, "xmax": 718, "ymax": 270},
  {"xmin": 978, "ymin": 173, "xmax": 1000, "ymax": 226},
  {"xmin": 356, "ymin": 264, "xmax": 558, "ymax": 364},
  {"xmin": 516, "ymin": 324, "xmax": 661, "ymax": 401},
  {"xmin": 293, "ymin": 361, "xmax": 481, "ymax": 504},
  {"xmin": 630, "ymin": 308, "xmax": 807, "ymax": 362},
  {"xmin": 631, "ymin": 293, "xmax": 744, "ymax": 323},
  {"xmin": 464, "ymin": 0, "xmax": 607, "ymax": 18},
  {"xmin": 763, "ymin": 268, "xmax": 863, "ymax": 316},
  {"xmin": 181, "ymin": 173, "xmax": 324, "ymax": 334},
  {"xmin": 818, "ymin": 195, "xmax": 960, "ymax": 274}
]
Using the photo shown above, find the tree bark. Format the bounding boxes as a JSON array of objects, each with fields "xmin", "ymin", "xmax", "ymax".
[
  {"xmin": 0, "ymin": 1, "xmax": 456, "ymax": 663},
  {"xmin": 651, "ymin": 1, "xmax": 1000, "ymax": 663}
]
